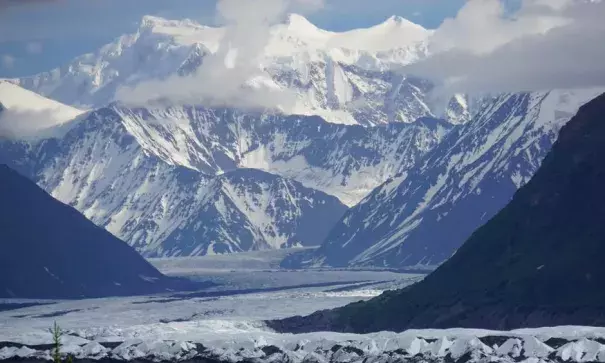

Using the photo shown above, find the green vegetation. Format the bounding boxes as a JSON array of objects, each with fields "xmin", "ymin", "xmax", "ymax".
[{"xmin": 50, "ymin": 322, "xmax": 73, "ymax": 363}]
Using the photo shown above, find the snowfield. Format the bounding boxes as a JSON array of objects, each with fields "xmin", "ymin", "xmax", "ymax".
[{"xmin": 1, "ymin": 253, "xmax": 604, "ymax": 362}]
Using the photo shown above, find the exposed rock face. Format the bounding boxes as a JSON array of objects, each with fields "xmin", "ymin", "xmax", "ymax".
[
  {"xmin": 1, "ymin": 98, "xmax": 450, "ymax": 257},
  {"xmin": 269, "ymin": 92, "xmax": 605, "ymax": 333},
  {"xmin": 284, "ymin": 89, "xmax": 603, "ymax": 269}
]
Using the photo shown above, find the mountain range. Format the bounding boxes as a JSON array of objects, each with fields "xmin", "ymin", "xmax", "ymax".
[
  {"xmin": 0, "ymin": 81, "xmax": 451, "ymax": 257},
  {"xmin": 11, "ymin": 14, "xmax": 469, "ymax": 126},
  {"xmin": 283, "ymin": 88, "xmax": 604, "ymax": 269},
  {"xmin": 2, "ymin": 14, "xmax": 601, "ymax": 267},
  {"xmin": 269, "ymin": 91, "xmax": 605, "ymax": 333}
]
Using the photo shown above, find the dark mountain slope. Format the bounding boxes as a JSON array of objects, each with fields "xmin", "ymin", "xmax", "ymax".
[
  {"xmin": 282, "ymin": 90, "xmax": 602, "ymax": 270},
  {"xmin": 0, "ymin": 165, "xmax": 200, "ymax": 299},
  {"xmin": 269, "ymin": 92, "xmax": 605, "ymax": 333}
]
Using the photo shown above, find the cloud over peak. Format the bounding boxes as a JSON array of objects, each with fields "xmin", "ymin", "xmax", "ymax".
[
  {"xmin": 116, "ymin": 0, "xmax": 325, "ymax": 110},
  {"xmin": 401, "ymin": 0, "xmax": 605, "ymax": 99}
]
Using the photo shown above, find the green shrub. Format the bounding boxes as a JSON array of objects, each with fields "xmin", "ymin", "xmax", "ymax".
[{"xmin": 50, "ymin": 322, "xmax": 73, "ymax": 363}]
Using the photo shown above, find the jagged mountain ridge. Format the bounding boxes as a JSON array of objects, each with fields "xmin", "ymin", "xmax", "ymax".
[
  {"xmin": 270, "ymin": 92, "xmax": 605, "ymax": 333},
  {"xmin": 111, "ymin": 105, "xmax": 452, "ymax": 206},
  {"xmin": 12, "ymin": 14, "xmax": 470, "ymax": 126},
  {"xmin": 3, "ymin": 106, "xmax": 348, "ymax": 257},
  {"xmin": 283, "ymin": 88, "xmax": 605, "ymax": 269},
  {"xmin": 0, "ymin": 84, "xmax": 452, "ymax": 257},
  {"xmin": 158, "ymin": 168, "xmax": 348, "ymax": 256}
]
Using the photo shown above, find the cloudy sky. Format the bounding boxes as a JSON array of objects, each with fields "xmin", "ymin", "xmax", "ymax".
[
  {"xmin": 0, "ymin": 0, "xmax": 479, "ymax": 77},
  {"xmin": 2, "ymin": 0, "xmax": 600, "ymax": 98},
  {"xmin": 401, "ymin": 0, "xmax": 605, "ymax": 101}
]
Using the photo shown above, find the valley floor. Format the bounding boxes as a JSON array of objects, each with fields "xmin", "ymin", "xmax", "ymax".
[
  {"xmin": 2, "ymin": 251, "xmax": 605, "ymax": 362},
  {"xmin": 0, "ymin": 250, "xmax": 422, "ymax": 345}
]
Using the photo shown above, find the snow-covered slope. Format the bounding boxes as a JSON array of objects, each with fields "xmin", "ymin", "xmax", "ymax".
[
  {"xmin": 6, "ymin": 106, "xmax": 347, "ymax": 257},
  {"xmin": 0, "ymin": 81, "xmax": 452, "ymax": 256},
  {"xmin": 13, "ymin": 15, "xmax": 469, "ymax": 126},
  {"xmin": 0, "ymin": 81, "xmax": 82, "ymax": 116},
  {"xmin": 285, "ymin": 88, "xmax": 605, "ymax": 269},
  {"xmin": 92, "ymin": 105, "xmax": 452, "ymax": 206},
  {"xmin": 0, "ymin": 81, "xmax": 84, "ymax": 140},
  {"xmin": 271, "ymin": 14, "xmax": 430, "ymax": 56},
  {"xmin": 161, "ymin": 168, "xmax": 349, "ymax": 255}
]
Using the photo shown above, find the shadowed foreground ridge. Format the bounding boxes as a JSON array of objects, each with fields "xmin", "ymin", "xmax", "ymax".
[
  {"xmin": 0, "ymin": 165, "xmax": 201, "ymax": 299},
  {"xmin": 268, "ymin": 92, "xmax": 605, "ymax": 333}
]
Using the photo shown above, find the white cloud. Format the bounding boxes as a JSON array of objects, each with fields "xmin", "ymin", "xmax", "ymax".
[
  {"xmin": 429, "ymin": 0, "xmax": 571, "ymax": 55},
  {"xmin": 400, "ymin": 0, "xmax": 605, "ymax": 99},
  {"xmin": 116, "ymin": 0, "xmax": 324, "ymax": 110},
  {"xmin": 1, "ymin": 54, "xmax": 15, "ymax": 69},
  {"xmin": 0, "ymin": 107, "xmax": 62, "ymax": 139}
]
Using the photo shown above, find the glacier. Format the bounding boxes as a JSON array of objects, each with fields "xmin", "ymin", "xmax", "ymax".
[
  {"xmin": 0, "ymin": 263, "xmax": 604, "ymax": 363},
  {"xmin": 1, "ymin": 256, "xmax": 604, "ymax": 363}
]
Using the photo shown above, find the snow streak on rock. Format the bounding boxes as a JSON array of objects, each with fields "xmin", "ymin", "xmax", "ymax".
[
  {"xmin": 1, "ymin": 90, "xmax": 451, "ymax": 256},
  {"xmin": 289, "ymin": 88, "xmax": 605, "ymax": 269}
]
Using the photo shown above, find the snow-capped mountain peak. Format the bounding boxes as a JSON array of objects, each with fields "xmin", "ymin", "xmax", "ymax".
[
  {"xmin": 138, "ymin": 15, "xmax": 225, "ymax": 49},
  {"xmin": 277, "ymin": 13, "xmax": 429, "ymax": 52},
  {"xmin": 12, "ymin": 14, "xmax": 460, "ymax": 127},
  {"xmin": 129, "ymin": 13, "xmax": 429, "ymax": 58},
  {"xmin": 383, "ymin": 15, "xmax": 419, "ymax": 26},
  {"xmin": 140, "ymin": 15, "xmax": 202, "ymax": 32},
  {"xmin": 379, "ymin": 15, "xmax": 429, "ymax": 34},
  {"xmin": 283, "ymin": 13, "xmax": 324, "ymax": 35},
  {"xmin": 322, "ymin": 15, "xmax": 429, "ymax": 52}
]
